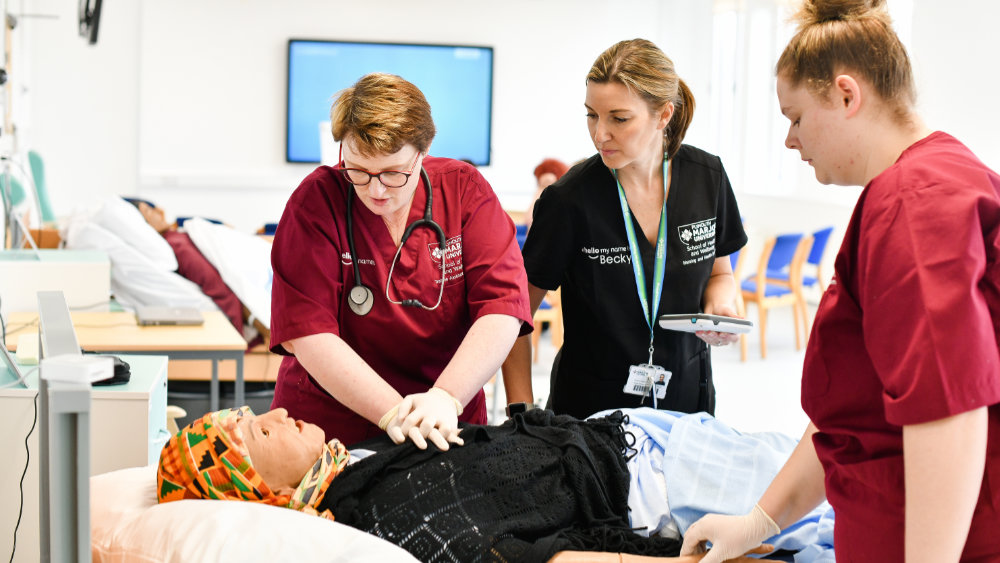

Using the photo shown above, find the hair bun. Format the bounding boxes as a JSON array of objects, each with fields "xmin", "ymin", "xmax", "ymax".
[{"xmin": 798, "ymin": 0, "xmax": 887, "ymax": 25}]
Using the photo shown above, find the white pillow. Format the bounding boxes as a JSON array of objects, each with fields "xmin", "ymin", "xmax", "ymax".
[
  {"xmin": 91, "ymin": 196, "xmax": 177, "ymax": 271},
  {"xmin": 91, "ymin": 465, "xmax": 419, "ymax": 563},
  {"xmin": 64, "ymin": 221, "xmax": 217, "ymax": 312},
  {"xmin": 184, "ymin": 217, "xmax": 273, "ymax": 326}
]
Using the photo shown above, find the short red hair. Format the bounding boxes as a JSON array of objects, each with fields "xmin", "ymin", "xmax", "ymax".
[{"xmin": 533, "ymin": 158, "xmax": 569, "ymax": 182}]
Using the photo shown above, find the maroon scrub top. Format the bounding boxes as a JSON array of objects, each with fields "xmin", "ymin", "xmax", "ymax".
[
  {"xmin": 802, "ymin": 132, "xmax": 1000, "ymax": 561},
  {"xmin": 269, "ymin": 157, "xmax": 531, "ymax": 445}
]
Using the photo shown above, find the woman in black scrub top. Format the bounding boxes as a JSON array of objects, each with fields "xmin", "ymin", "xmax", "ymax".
[{"xmin": 501, "ymin": 38, "xmax": 747, "ymax": 419}]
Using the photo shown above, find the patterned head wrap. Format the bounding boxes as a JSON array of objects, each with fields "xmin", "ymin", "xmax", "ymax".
[{"xmin": 157, "ymin": 406, "xmax": 349, "ymax": 520}]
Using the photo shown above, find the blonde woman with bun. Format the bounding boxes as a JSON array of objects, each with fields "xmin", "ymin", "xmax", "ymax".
[{"xmin": 681, "ymin": 1, "xmax": 1000, "ymax": 562}]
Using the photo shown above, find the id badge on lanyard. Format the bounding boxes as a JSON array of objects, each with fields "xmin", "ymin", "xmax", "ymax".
[
  {"xmin": 624, "ymin": 364, "xmax": 670, "ymax": 400},
  {"xmin": 615, "ymin": 160, "xmax": 671, "ymax": 408}
]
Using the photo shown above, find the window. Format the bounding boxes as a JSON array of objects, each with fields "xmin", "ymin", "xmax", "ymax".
[{"xmin": 708, "ymin": 0, "xmax": 912, "ymax": 199}]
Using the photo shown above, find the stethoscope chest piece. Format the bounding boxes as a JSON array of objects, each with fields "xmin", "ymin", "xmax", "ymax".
[
  {"xmin": 342, "ymin": 165, "xmax": 444, "ymax": 316},
  {"xmin": 348, "ymin": 284, "xmax": 374, "ymax": 316}
]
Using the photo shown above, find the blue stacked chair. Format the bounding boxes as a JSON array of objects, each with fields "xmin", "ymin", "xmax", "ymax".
[
  {"xmin": 766, "ymin": 226, "xmax": 834, "ymax": 292},
  {"xmin": 740, "ymin": 233, "xmax": 812, "ymax": 359}
]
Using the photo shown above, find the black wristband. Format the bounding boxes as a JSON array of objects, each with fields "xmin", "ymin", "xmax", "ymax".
[{"xmin": 505, "ymin": 402, "xmax": 530, "ymax": 417}]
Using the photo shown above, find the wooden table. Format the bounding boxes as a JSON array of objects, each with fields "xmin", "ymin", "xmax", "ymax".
[{"xmin": 6, "ymin": 310, "xmax": 248, "ymax": 410}]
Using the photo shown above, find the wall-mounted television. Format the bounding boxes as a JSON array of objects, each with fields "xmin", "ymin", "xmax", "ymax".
[{"xmin": 286, "ymin": 39, "xmax": 494, "ymax": 166}]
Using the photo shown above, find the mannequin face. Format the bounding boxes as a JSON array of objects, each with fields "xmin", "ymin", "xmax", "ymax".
[
  {"xmin": 237, "ymin": 408, "xmax": 325, "ymax": 494},
  {"xmin": 585, "ymin": 81, "xmax": 672, "ymax": 173},
  {"xmin": 137, "ymin": 202, "xmax": 171, "ymax": 234}
]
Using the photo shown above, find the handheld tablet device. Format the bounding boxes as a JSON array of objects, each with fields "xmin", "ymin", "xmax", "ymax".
[{"xmin": 657, "ymin": 314, "xmax": 753, "ymax": 334}]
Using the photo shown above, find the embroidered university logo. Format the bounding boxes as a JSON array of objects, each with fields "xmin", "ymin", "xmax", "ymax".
[
  {"xmin": 428, "ymin": 235, "xmax": 464, "ymax": 284},
  {"xmin": 677, "ymin": 218, "xmax": 716, "ymax": 266}
]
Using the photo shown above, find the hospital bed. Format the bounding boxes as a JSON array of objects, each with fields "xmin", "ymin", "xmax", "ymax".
[
  {"xmin": 86, "ymin": 410, "xmax": 837, "ymax": 562},
  {"xmin": 61, "ymin": 196, "xmax": 273, "ymax": 335},
  {"xmin": 60, "ymin": 196, "xmax": 281, "ymax": 405}
]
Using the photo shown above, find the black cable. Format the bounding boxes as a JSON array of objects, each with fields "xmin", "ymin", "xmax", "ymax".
[
  {"xmin": 3, "ymin": 318, "xmax": 39, "ymax": 337},
  {"xmin": 9, "ymin": 390, "xmax": 39, "ymax": 563}
]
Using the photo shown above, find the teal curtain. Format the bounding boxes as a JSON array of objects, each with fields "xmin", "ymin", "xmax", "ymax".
[
  {"xmin": 1, "ymin": 174, "xmax": 25, "ymax": 207},
  {"xmin": 28, "ymin": 151, "xmax": 56, "ymax": 222}
]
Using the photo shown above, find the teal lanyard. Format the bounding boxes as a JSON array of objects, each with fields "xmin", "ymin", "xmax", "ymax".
[{"xmin": 613, "ymin": 159, "xmax": 669, "ymax": 364}]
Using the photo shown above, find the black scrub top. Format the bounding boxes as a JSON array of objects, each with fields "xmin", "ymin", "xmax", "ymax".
[{"xmin": 523, "ymin": 146, "xmax": 746, "ymax": 418}]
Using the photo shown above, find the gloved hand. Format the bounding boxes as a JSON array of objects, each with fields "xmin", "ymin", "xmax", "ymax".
[
  {"xmin": 695, "ymin": 302, "xmax": 742, "ymax": 347},
  {"xmin": 380, "ymin": 387, "xmax": 465, "ymax": 451},
  {"xmin": 679, "ymin": 504, "xmax": 781, "ymax": 563}
]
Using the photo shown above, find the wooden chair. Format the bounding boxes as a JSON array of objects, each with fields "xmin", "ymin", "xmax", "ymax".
[
  {"xmin": 531, "ymin": 288, "xmax": 563, "ymax": 363},
  {"xmin": 729, "ymin": 248, "xmax": 749, "ymax": 362},
  {"xmin": 511, "ymin": 222, "xmax": 562, "ymax": 363},
  {"xmin": 741, "ymin": 233, "xmax": 812, "ymax": 359}
]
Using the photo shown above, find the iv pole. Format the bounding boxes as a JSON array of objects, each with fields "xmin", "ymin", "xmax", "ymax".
[
  {"xmin": 0, "ymin": 0, "xmax": 16, "ymax": 251},
  {"xmin": 0, "ymin": 3, "xmax": 43, "ymax": 252}
]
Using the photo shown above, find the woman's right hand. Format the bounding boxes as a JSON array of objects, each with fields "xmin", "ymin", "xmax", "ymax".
[
  {"xmin": 679, "ymin": 505, "xmax": 780, "ymax": 563},
  {"xmin": 379, "ymin": 387, "xmax": 465, "ymax": 450}
]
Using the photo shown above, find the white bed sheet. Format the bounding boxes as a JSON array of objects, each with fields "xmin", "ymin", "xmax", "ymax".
[
  {"xmin": 183, "ymin": 217, "xmax": 273, "ymax": 327},
  {"xmin": 63, "ymin": 203, "xmax": 218, "ymax": 312}
]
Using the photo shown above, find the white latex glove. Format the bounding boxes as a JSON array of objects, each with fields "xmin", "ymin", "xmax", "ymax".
[
  {"xmin": 695, "ymin": 303, "xmax": 742, "ymax": 347},
  {"xmin": 680, "ymin": 504, "xmax": 781, "ymax": 563},
  {"xmin": 380, "ymin": 387, "xmax": 465, "ymax": 451}
]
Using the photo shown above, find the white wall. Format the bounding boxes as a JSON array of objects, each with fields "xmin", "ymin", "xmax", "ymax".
[
  {"xmin": 910, "ymin": 0, "xmax": 1000, "ymax": 172},
  {"xmin": 21, "ymin": 0, "xmax": 690, "ymax": 232},
  {"xmin": 15, "ymin": 0, "xmax": 1000, "ymax": 236},
  {"xmin": 19, "ymin": 0, "xmax": 141, "ymax": 214}
]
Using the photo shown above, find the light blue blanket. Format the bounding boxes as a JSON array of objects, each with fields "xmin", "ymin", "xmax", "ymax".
[{"xmin": 593, "ymin": 408, "xmax": 836, "ymax": 562}]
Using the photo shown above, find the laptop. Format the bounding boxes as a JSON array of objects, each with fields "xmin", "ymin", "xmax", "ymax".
[{"xmin": 135, "ymin": 305, "xmax": 205, "ymax": 326}]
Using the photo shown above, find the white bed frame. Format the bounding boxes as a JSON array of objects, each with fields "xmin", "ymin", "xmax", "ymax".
[{"xmin": 37, "ymin": 290, "xmax": 92, "ymax": 563}]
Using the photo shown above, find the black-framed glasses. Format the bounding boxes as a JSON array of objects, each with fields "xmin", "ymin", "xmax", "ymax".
[{"xmin": 336, "ymin": 145, "xmax": 420, "ymax": 188}]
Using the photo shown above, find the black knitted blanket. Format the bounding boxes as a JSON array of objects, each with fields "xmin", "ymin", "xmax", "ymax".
[{"xmin": 318, "ymin": 409, "xmax": 681, "ymax": 562}]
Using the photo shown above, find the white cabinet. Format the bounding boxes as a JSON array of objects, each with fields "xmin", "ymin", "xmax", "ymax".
[{"xmin": 0, "ymin": 354, "xmax": 168, "ymax": 563}]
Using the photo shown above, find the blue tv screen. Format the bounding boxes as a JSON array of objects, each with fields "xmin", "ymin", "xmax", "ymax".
[{"xmin": 286, "ymin": 39, "xmax": 494, "ymax": 165}]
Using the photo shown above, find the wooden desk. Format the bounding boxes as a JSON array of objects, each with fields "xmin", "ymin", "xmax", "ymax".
[{"xmin": 6, "ymin": 310, "xmax": 247, "ymax": 410}]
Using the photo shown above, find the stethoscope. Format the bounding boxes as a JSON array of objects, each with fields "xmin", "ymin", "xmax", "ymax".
[{"xmin": 345, "ymin": 166, "xmax": 447, "ymax": 316}]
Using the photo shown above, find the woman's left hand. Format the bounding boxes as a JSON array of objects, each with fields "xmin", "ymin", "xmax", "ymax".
[{"xmin": 695, "ymin": 303, "xmax": 742, "ymax": 347}]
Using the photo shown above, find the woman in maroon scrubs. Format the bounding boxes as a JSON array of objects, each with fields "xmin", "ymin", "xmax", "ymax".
[
  {"xmin": 681, "ymin": 1, "xmax": 1000, "ymax": 561},
  {"xmin": 269, "ymin": 73, "xmax": 531, "ymax": 450}
]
